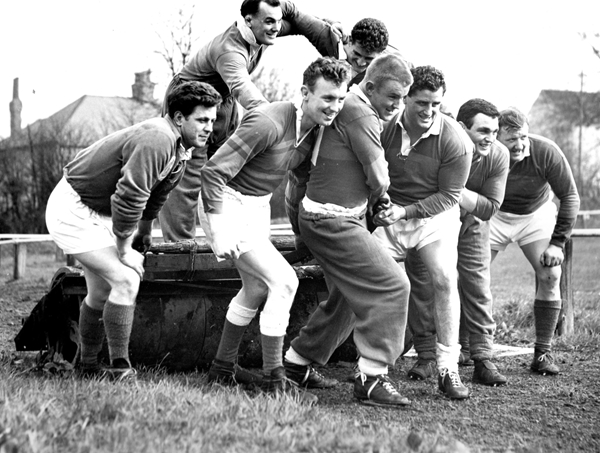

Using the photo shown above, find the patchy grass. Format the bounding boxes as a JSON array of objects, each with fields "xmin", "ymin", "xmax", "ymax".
[
  {"xmin": 1, "ymin": 237, "xmax": 600, "ymax": 452},
  {"xmin": 0, "ymin": 357, "xmax": 461, "ymax": 453}
]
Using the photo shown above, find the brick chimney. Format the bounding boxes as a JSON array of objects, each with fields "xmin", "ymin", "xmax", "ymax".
[
  {"xmin": 9, "ymin": 78, "xmax": 22, "ymax": 137},
  {"xmin": 131, "ymin": 70, "xmax": 156, "ymax": 103}
]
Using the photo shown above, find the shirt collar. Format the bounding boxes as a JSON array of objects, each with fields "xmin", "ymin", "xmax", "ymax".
[
  {"xmin": 294, "ymin": 100, "xmax": 321, "ymax": 145},
  {"xmin": 165, "ymin": 116, "xmax": 190, "ymax": 161},
  {"xmin": 237, "ymin": 20, "xmax": 261, "ymax": 50},
  {"xmin": 349, "ymin": 84, "xmax": 384, "ymax": 132},
  {"xmin": 398, "ymin": 110, "xmax": 442, "ymax": 138}
]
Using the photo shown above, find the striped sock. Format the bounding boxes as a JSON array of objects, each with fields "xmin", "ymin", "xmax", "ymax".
[
  {"xmin": 533, "ymin": 299, "xmax": 562, "ymax": 353},
  {"xmin": 78, "ymin": 300, "xmax": 105, "ymax": 367},
  {"xmin": 103, "ymin": 301, "xmax": 135, "ymax": 367}
]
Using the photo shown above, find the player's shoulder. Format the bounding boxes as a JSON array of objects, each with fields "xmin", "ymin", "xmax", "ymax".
[
  {"xmin": 529, "ymin": 133, "xmax": 561, "ymax": 152},
  {"xmin": 491, "ymin": 140, "xmax": 510, "ymax": 162},
  {"xmin": 133, "ymin": 118, "xmax": 178, "ymax": 146},
  {"xmin": 440, "ymin": 114, "xmax": 474, "ymax": 153}
]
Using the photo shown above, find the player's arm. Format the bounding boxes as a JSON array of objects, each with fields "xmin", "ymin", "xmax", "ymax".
[
  {"xmin": 541, "ymin": 146, "xmax": 580, "ymax": 266},
  {"xmin": 216, "ymin": 52, "xmax": 268, "ymax": 111},
  {"xmin": 278, "ymin": 0, "xmax": 343, "ymax": 58}
]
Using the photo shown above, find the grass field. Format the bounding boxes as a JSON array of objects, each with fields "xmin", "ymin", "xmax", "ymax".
[{"xmin": 0, "ymin": 238, "xmax": 599, "ymax": 452}]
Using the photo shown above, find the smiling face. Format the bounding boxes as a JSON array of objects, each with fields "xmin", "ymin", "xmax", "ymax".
[
  {"xmin": 176, "ymin": 105, "xmax": 218, "ymax": 149},
  {"xmin": 366, "ymin": 79, "xmax": 410, "ymax": 122},
  {"xmin": 344, "ymin": 40, "xmax": 382, "ymax": 75},
  {"xmin": 497, "ymin": 123, "xmax": 529, "ymax": 164},
  {"xmin": 462, "ymin": 113, "xmax": 499, "ymax": 157},
  {"xmin": 403, "ymin": 87, "xmax": 444, "ymax": 134},
  {"xmin": 301, "ymin": 77, "xmax": 348, "ymax": 128},
  {"xmin": 246, "ymin": 1, "xmax": 283, "ymax": 46}
]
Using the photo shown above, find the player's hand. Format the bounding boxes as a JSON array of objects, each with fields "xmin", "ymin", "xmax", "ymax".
[
  {"xmin": 329, "ymin": 20, "xmax": 345, "ymax": 42},
  {"xmin": 119, "ymin": 249, "xmax": 145, "ymax": 280},
  {"xmin": 206, "ymin": 213, "xmax": 241, "ymax": 260},
  {"xmin": 132, "ymin": 231, "xmax": 152, "ymax": 254},
  {"xmin": 540, "ymin": 244, "xmax": 564, "ymax": 267},
  {"xmin": 294, "ymin": 234, "xmax": 311, "ymax": 256},
  {"xmin": 373, "ymin": 204, "xmax": 405, "ymax": 227}
]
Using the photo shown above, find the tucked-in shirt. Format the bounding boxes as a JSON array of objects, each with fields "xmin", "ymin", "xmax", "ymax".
[
  {"xmin": 65, "ymin": 117, "xmax": 186, "ymax": 239},
  {"xmin": 305, "ymin": 87, "xmax": 389, "ymax": 209},
  {"xmin": 200, "ymin": 102, "xmax": 320, "ymax": 214},
  {"xmin": 381, "ymin": 112, "xmax": 473, "ymax": 220},
  {"xmin": 466, "ymin": 142, "xmax": 510, "ymax": 221},
  {"xmin": 500, "ymin": 134, "xmax": 580, "ymax": 248}
]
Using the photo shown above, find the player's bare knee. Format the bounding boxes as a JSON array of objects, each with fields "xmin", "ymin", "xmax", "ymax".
[
  {"xmin": 110, "ymin": 267, "xmax": 140, "ymax": 302},
  {"xmin": 273, "ymin": 268, "xmax": 298, "ymax": 299},
  {"xmin": 536, "ymin": 266, "xmax": 561, "ymax": 291}
]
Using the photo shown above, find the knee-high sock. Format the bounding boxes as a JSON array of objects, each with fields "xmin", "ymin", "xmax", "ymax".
[
  {"xmin": 533, "ymin": 299, "xmax": 561, "ymax": 353},
  {"xmin": 78, "ymin": 300, "xmax": 105, "ymax": 366},
  {"xmin": 261, "ymin": 334, "xmax": 284, "ymax": 374},
  {"xmin": 215, "ymin": 300, "xmax": 257, "ymax": 363},
  {"xmin": 103, "ymin": 301, "xmax": 135, "ymax": 366}
]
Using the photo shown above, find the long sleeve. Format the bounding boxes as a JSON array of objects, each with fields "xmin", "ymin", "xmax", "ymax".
[
  {"xmin": 546, "ymin": 149, "xmax": 580, "ymax": 248},
  {"xmin": 404, "ymin": 146, "xmax": 472, "ymax": 220},
  {"xmin": 469, "ymin": 145, "xmax": 509, "ymax": 221},
  {"xmin": 111, "ymin": 133, "xmax": 177, "ymax": 238},
  {"xmin": 215, "ymin": 51, "xmax": 268, "ymax": 111}
]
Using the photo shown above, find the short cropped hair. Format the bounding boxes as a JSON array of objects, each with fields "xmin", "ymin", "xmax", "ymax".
[
  {"xmin": 498, "ymin": 107, "xmax": 529, "ymax": 131},
  {"xmin": 457, "ymin": 98, "xmax": 500, "ymax": 129},
  {"xmin": 363, "ymin": 54, "xmax": 412, "ymax": 90},
  {"xmin": 350, "ymin": 18, "xmax": 389, "ymax": 54},
  {"xmin": 167, "ymin": 81, "xmax": 222, "ymax": 118},
  {"xmin": 241, "ymin": 0, "xmax": 280, "ymax": 17},
  {"xmin": 408, "ymin": 65, "xmax": 446, "ymax": 97},
  {"xmin": 303, "ymin": 57, "xmax": 352, "ymax": 91}
]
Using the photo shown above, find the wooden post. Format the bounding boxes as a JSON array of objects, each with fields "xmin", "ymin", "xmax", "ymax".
[
  {"xmin": 66, "ymin": 254, "xmax": 76, "ymax": 266},
  {"xmin": 556, "ymin": 239, "xmax": 574, "ymax": 336},
  {"xmin": 13, "ymin": 242, "xmax": 27, "ymax": 280}
]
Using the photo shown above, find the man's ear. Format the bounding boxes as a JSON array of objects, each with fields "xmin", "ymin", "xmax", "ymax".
[
  {"xmin": 300, "ymin": 85, "xmax": 309, "ymax": 98},
  {"xmin": 173, "ymin": 111, "xmax": 184, "ymax": 126},
  {"xmin": 364, "ymin": 80, "xmax": 375, "ymax": 95},
  {"xmin": 458, "ymin": 121, "xmax": 467, "ymax": 131},
  {"xmin": 244, "ymin": 14, "xmax": 253, "ymax": 28}
]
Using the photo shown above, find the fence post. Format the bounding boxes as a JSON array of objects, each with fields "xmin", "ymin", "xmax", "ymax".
[
  {"xmin": 556, "ymin": 239, "xmax": 574, "ymax": 336},
  {"xmin": 13, "ymin": 242, "xmax": 27, "ymax": 280}
]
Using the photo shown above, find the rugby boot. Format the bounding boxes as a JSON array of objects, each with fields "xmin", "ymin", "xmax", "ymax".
[
  {"xmin": 354, "ymin": 372, "xmax": 411, "ymax": 408},
  {"xmin": 284, "ymin": 360, "xmax": 338, "ymax": 388},
  {"xmin": 407, "ymin": 358, "xmax": 437, "ymax": 381},
  {"xmin": 530, "ymin": 351, "xmax": 560, "ymax": 376},
  {"xmin": 438, "ymin": 368, "xmax": 469, "ymax": 399},
  {"xmin": 472, "ymin": 360, "xmax": 507, "ymax": 386}
]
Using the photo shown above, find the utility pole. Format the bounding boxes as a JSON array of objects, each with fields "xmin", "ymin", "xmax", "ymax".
[{"xmin": 578, "ymin": 70, "xmax": 585, "ymax": 197}]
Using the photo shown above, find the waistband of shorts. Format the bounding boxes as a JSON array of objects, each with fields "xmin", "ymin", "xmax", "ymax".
[
  {"xmin": 223, "ymin": 185, "xmax": 272, "ymax": 206},
  {"xmin": 301, "ymin": 196, "xmax": 368, "ymax": 217}
]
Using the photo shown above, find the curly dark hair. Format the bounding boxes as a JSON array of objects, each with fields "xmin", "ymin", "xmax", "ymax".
[
  {"xmin": 408, "ymin": 65, "xmax": 446, "ymax": 97},
  {"xmin": 167, "ymin": 81, "xmax": 222, "ymax": 118},
  {"xmin": 303, "ymin": 57, "xmax": 352, "ymax": 91},
  {"xmin": 350, "ymin": 18, "xmax": 389, "ymax": 54},
  {"xmin": 457, "ymin": 98, "xmax": 500, "ymax": 129}
]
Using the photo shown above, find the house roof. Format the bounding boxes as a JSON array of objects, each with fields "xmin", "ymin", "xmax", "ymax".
[
  {"xmin": 529, "ymin": 89, "xmax": 600, "ymax": 127},
  {"xmin": 1, "ymin": 95, "xmax": 160, "ymax": 149}
]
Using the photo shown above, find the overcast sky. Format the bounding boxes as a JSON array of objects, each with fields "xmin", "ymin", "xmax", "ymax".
[{"xmin": 1, "ymin": 0, "xmax": 599, "ymax": 138}]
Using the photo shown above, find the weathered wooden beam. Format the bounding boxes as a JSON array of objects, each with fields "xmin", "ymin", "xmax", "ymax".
[{"xmin": 557, "ymin": 239, "xmax": 574, "ymax": 335}]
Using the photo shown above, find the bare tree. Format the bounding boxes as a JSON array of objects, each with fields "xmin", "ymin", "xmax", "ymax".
[{"xmin": 155, "ymin": 5, "xmax": 197, "ymax": 77}]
